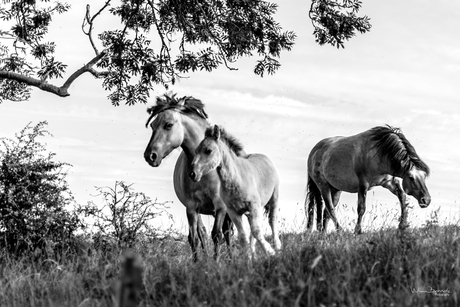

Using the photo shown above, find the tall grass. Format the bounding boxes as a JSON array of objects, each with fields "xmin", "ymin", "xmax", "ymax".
[{"xmin": 0, "ymin": 223, "xmax": 459, "ymax": 307}]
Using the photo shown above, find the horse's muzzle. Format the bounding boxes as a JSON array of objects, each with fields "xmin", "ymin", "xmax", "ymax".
[
  {"xmin": 144, "ymin": 151, "xmax": 160, "ymax": 167},
  {"xmin": 189, "ymin": 171, "xmax": 199, "ymax": 182},
  {"xmin": 419, "ymin": 196, "xmax": 431, "ymax": 208}
]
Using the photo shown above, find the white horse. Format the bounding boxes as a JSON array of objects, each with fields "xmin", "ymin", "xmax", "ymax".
[
  {"xmin": 144, "ymin": 94, "xmax": 233, "ymax": 261},
  {"xmin": 190, "ymin": 125, "xmax": 281, "ymax": 255}
]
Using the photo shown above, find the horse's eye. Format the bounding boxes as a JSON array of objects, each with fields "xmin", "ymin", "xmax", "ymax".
[
  {"xmin": 164, "ymin": 123, "xmax": 173, "ymax": 130},
  {"xmin": 205, "ymin": 149, "xmax": 212, "ymax": 155}
]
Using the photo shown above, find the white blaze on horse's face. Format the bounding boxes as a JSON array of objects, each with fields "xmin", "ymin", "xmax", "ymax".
[
  {"xmin": 402, "ymin": 167, "xmax": 431, "ymax": 208},
  {"xmin": 190, "ymin": 137, "xmax": 221, "ymax": 182},
  {"xmin": 144, "ymin": 110, "xmax": 185, "ymax": 167}
]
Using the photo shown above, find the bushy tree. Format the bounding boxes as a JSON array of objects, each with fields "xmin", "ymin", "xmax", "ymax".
[
  {"xmin": 80, "ymin": 181, "xmax": 172, "ymax": 248},
  {"xmin": 0, "ymin": 0, "xmax": 370, "ymax": 105},
  {"xmin": 0, "ymin": 121, "xmax": 81, "ymax": 256}
]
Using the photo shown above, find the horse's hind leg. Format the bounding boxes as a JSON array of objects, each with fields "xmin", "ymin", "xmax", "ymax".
[
  {"xmin": 267, "ymin": 187, "xmax": 282, "ymax": 251},
  {"xmin": 323, "ymin": 188, "xmax": 342, "ymax": 232},
  {"xmin": 306, "ymin": 175, "xmax": 324, "ymax": 232},
  {"xmin": 316, "ymin": 192, "xmax": 324, "ymax": 232},
  {"xmin": 248, "ymin": 203, "xmax": 275, "ymax": 256},
  {"xmin": 226, "ymin": 208, "xmax": 249, "ymax": 256},
  {"xmin": 318, "ymin": 185, "xmax": 341, "ymax": 231}
]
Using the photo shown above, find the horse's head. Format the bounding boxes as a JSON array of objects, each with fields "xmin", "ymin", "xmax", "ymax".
[
  {"xmin": 402, "ymin": 167, "xmax": 431, "ymax": 208},
  {"xmin": 190, "ymin": 125, "xmax": 222, "ymax": 182},
  {"xmin": 144, "ymin": 109, "xmax": 185, "ymax": 167}
]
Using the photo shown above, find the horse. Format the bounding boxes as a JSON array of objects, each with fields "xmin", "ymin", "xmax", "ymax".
[
  {"xmin": 305, "ymin": 125, "xmax": 431, "ymax": 234},
  {"xmin": 143, "ymin": 94, "xmax": 233, "ymax": 261},
  {"xmin": 190, "ymin": 125, "xmax": 281, "ymax": 256}
]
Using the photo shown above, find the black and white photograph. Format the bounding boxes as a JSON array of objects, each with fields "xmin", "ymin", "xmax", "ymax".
[{"xmin": 0, "ymin": 0, "xmax": 458, "ymax": 306}]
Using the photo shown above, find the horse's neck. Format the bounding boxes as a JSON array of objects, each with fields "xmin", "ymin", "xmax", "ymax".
[
  {"xmin": 181, "ymin": 117, "xmax": 210, "ymax": 160},
  {"xmin": 217, "ymin": 146, "xmax": 244, "ymax": 193},
  {"xmin": 374, "ymin": 152, "xmax": 406, "ymax": 178}
]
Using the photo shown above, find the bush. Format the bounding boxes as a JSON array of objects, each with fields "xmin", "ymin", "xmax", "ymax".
[
  {"xmin": 0, "ymin": 121, "xmax": 82, "ymax": 256},
  {"xmin": 80, "ymin": 181, "xmax": 172, "ymax": 248}
]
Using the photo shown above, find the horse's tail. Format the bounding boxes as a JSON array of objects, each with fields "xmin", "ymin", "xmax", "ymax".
[{"xmin": 305, "ymin": 175, "xmax": 323, "ymax": 230}]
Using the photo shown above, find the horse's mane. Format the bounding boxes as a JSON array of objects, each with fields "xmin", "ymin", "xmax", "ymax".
[
  {"xmin": 370, "ymin": 125, "xmax": 430, "ymax": 176},
  {"xmin": 205, "ymin": 126, "xmax": 246, "ymax": 157},
  {"xmin": 145, "ymin": 93, "xmax": 208, "ymax": 127}
]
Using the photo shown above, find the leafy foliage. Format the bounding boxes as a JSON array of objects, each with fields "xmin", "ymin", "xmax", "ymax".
[
  {"xmin": 0, "ymin": 1, "xmax": 371, "ymax": 105},
  {"xmin": 80, "ymin": 181, "xmax": 172, "ymax": 247},
  {"xmin": 0, "ymin": 121, "xmax": 81, "ymax": 256},
  {"xmin": 309, "ymin": 0, "xmax": 371, "ymax": 48},
  {"xmin": 96, "ymin": 0, "xmax": 296, "ymax": 105},
  {"xmin": 0, "ymin": 0, "xmax": 70, "ymax": 102}
]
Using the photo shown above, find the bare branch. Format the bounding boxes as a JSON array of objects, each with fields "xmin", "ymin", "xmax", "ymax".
[
  {"xmin": 82, "ymin": 1, "xmax": 112, "ymax": 55},
  {"xmin": 0, "ymin": 70, "xmax": 69, "ymax": 97},
  {"xmin": 0, "ymin": 51, "xmax": 108, "ymax": 98},
  {"xmin": 61, "ymin": 50, "xmax": 108, "ymax": 90}
]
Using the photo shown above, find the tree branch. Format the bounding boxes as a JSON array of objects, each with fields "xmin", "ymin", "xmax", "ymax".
[
  {"xmin": 0, "ymin": 70, "xmax": 69, "ymax": 97},
  {"xmin": 0, "ymin": 51, "xmax": 108, "ymax": 98},
  {"xmin": 61, "ymin": 50, "xmax": 109, "ymax": 89},
  {"xmin": 82, "ymin": 1, "xmax": 112, "ymax": 55}
]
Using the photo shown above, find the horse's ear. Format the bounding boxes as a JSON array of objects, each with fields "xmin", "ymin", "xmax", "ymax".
[
  {"xmin": 212, "ymin": 125, "xmax": 221, "ymax": 140},
  {"xmin": 177, "ymin": 96, "xmax": 186, "ymax": 106}
]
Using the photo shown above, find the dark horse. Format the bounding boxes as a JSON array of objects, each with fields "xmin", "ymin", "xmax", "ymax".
[
  {"xmin": 144, "ymin": 94, "xmax": 232, "ymax": 261},
  {"xmin": 306, "ymin": 125, "xmax": 431, "ymax": 234}
]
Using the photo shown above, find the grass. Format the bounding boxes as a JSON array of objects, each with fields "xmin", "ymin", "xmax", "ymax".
[{"xmin": 0, "ymin": 223, "xmax": 459, "ymax": 307}]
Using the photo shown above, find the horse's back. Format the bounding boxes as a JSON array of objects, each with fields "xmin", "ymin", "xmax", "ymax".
[
  {"xmin": 247, "ymin": 153, "xmax": 278, "ymax": 179},
  {"xmin": 308, "ymin": 134, "xmax": 365, "ymax": 192},
  {"xmin": 244, "ymin": 153, "xmax": 279, "ymax": 203},
  {"xmin": 308, "ymin": 136, "xmax": 347, "ymax": 172},
  {"xmin": 308, "ymin": 130, "xmax": 382, "ymax": 192}
]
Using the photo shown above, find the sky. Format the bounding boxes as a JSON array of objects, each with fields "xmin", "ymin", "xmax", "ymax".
[{"xmin": 0, "ymin": 0, "xmax": 459, "ymax": 234}]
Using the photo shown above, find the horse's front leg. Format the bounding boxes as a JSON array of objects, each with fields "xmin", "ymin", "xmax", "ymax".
[
  {"xmin": 381, "ymin": 177, "xmax": 408, "ymax": 230},
  {"xmin": 197, "ymin": 215, "xmax": 207, "ymax": 252},
  {"xmin": 355, "ymin": 184, "xmax": 368, "ymax": 235},
  {"xmin": 211, "ymin": 205, "xmax": 227, "ymax": 260},
  {"xmin": 222, "ymin": 213, "xmax": 233, "ymax": 255},
  {"xmin": 397, "ymin": 188, "xmax": 408, "ymax": 231},
  {"xmin": 394, "ymin": 179, "xmax": 408, "ymax": 231},
  {"xmin": 211, "ymin": 194, "xmax": 231, "ymax": 260},
  {"xmin": 186, "ymin": 207, "xmax": 200, "ymax": 262}
]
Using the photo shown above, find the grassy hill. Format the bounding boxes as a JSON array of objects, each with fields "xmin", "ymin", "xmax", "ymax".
[{"xmin": 0, "ymin": 223, "xmax": 458, "ymax": 307}]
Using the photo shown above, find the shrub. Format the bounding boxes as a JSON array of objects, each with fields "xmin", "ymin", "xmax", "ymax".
[
  {"xmin": 80, "ymin": 181, "xmax": 172, "ymax": 248},
  {"xmin": 0, "ymin": 121, "xmax": 82, "ymax": 256}
]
